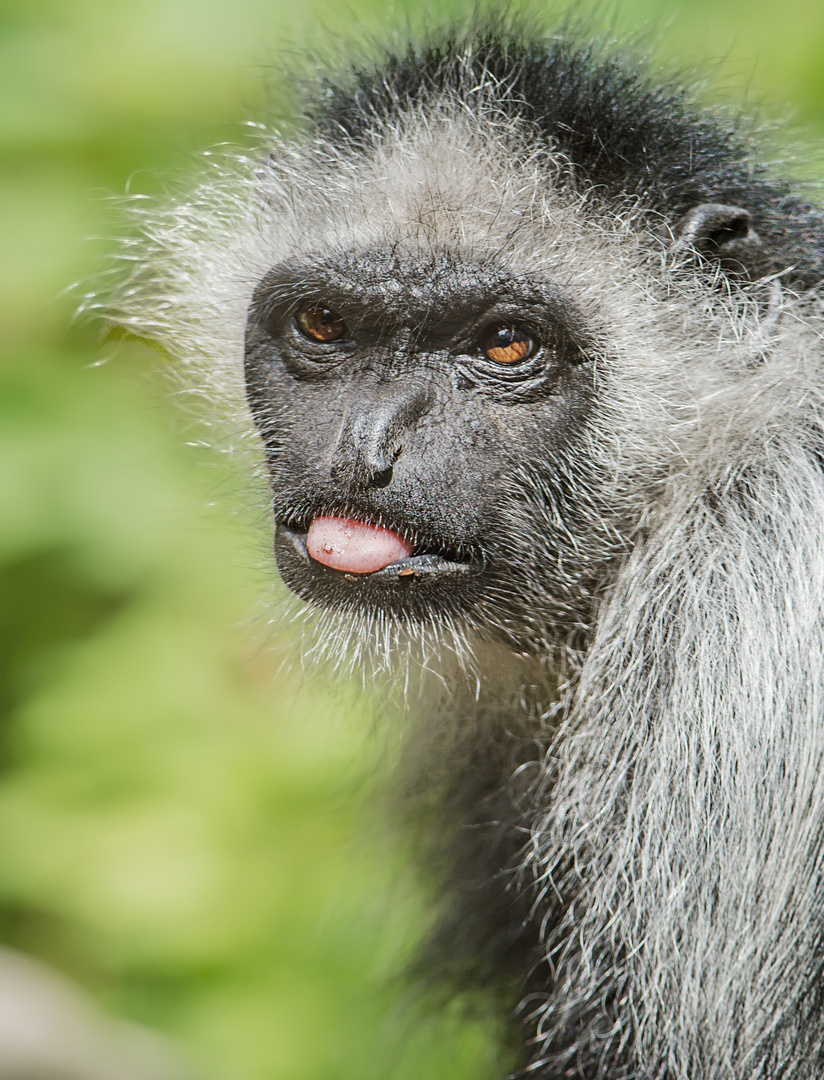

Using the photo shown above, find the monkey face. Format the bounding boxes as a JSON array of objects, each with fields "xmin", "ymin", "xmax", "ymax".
[{"xmin": 244, "ymin": 247, "xmax": 607, "ymax": 646}]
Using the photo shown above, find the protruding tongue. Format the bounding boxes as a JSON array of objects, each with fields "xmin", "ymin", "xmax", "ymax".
[{"xmin": 306, "ymin": 516, "xmax": 414, "ymax": 574}]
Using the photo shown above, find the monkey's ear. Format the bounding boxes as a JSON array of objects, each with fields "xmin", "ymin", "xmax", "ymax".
[{"xmin": 672, "ymin": 203, "xmax": 771, "ymax": 278}]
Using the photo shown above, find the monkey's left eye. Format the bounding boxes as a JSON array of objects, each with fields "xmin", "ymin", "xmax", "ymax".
[
  {"xmin": 296, "ymin": 304, "xmax": 347, "ymax": 343},
  {"xmin": 482, "ymin": 325, "xmax": 536, "ymax": 364}
]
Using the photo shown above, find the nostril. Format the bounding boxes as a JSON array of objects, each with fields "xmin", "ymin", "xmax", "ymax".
[
  {"xmin": 330, "ymin": 450, "xmax": 395, "ymax": 490},
  {"xmin": 368, "ymin": 442, "xmax": 403, "ymax": 488},
  {"xmin": 368, "ymin": 463, "xmax": 393, "ymax": 488}
]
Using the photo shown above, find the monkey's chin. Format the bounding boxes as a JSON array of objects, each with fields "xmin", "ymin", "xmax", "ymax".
[{"xmin": 274, "ymin": 522, "xmax": 482, "ymax": 620}]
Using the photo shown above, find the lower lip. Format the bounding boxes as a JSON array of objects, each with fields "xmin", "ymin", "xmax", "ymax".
[{"xmin": 278, "ymin": 523, "xmax": 476, "ymax": 580}]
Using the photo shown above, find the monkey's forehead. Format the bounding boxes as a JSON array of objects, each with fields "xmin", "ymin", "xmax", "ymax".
[{"xmin": 254, "ymin": 102, "xmax": 645, "ymax": 275}]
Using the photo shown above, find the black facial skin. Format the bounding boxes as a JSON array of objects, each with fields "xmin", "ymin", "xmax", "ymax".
[{"xmin": 243, "ymin": 249, "xmax": 601, "ymax": 644}]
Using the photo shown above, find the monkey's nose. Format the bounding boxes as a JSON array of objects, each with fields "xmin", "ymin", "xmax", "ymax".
[{"xmin": 330, "ymin": 381, "xmax": 431, "ymax": 491}]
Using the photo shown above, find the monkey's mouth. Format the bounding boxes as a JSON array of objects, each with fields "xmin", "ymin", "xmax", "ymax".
[{"xmin": 277, "ymin": 517, "xmax": 477, "ymax": 581}]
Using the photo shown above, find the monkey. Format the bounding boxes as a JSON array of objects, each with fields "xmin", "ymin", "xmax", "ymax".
[{"xmin": 109, "ymin": 15, "xmax": 824, "ymax": 1080}]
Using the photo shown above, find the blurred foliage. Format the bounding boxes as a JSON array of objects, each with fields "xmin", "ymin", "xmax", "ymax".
[{"xmin": 0, "ymin": 0, "xmax": 822, "ymax": 1078}]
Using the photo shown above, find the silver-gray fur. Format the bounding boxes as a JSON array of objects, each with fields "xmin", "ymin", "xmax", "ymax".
[{"xmin": 106, "ymin": 25, "xmax": 824, "ymax": 1080}]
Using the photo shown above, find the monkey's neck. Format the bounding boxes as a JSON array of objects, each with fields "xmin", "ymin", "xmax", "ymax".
[
  {"xmin": 402, "ymin": 642, "xmax": 563, "ymax": 1038},
  {"xmin": 407, "ymin": 641, "xmax": 564, "ymax": 805}
]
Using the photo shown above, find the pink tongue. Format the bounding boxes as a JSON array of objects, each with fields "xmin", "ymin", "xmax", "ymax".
[{"xmin": 306, "ymin": 516, "xmax": 414, "ymax": 574}]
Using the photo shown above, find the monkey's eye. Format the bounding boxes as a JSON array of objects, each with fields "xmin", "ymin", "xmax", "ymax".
[
  {"xmin": 296, "ymin": 304, "xmax": 347, "ymax": 343},
  {"xmin": 482, "ymin": 325, "xmax": 536, "ymax": 364}
]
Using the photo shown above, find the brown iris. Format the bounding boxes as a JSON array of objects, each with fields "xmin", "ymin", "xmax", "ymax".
[
  {"xmin": 297, "ymin": 304, "xmax": 347, "ymax": 343},
  {"xmin": 483, "ymin": 325, "xmax": 535, "ymax": 364}
]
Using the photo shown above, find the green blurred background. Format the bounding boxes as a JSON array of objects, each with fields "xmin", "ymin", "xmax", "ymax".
[{"xmin": 1, "ymin": 1, "xmax": 822, "ymax": 1077}]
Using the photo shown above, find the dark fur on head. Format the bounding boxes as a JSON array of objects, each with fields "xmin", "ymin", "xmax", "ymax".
[
  {"xmin": 317, "ymin": 30, "xmax": 824, "ymax": 285},
  {"xmin": 110, "ymin": 15, "xmax": 824, "ymax": 1079}
]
